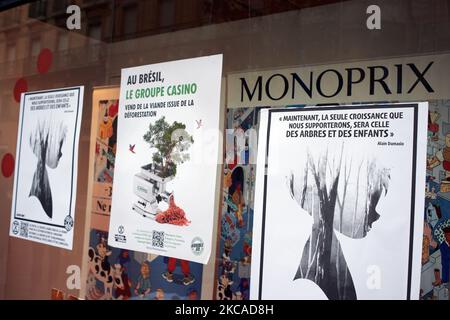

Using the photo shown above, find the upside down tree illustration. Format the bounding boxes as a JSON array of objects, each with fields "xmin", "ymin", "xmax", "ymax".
[{"xmin": 287, "ymin": 143, "xmax": 390, "ymax": 300}]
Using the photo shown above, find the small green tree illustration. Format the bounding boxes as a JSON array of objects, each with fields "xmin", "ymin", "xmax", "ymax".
[{"xmin": 143, "ymin": 116, "xmax": 193, "ymax": 178}]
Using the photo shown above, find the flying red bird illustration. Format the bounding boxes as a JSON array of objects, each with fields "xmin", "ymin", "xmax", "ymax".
[{"xmin": 129, "ymin": 144, "xmax": 135, "ymax": 153}]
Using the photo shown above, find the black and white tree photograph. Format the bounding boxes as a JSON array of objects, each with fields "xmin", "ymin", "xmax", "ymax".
[
  {"xmin": 287, "ymin": 145, "xmax": 390, "ymax": 299},
  {"xmin": 251, "ymin": 105, "xmax": 427, "ymax": 300}
]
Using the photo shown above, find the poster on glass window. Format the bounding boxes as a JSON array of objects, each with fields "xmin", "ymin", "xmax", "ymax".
[
  {"xmin": 251, "ymin": 103, "xmax": 427, "ymax": 299},
  {"xmin": 108, "ymin": 55, "xmax": 223, "ymax": 264},
  {"xmin": 9, "ymin": 86, "xmax": 84, "ymax": 250}
]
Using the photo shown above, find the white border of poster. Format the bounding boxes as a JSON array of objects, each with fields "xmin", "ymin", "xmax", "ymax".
[
  {"xmin": 108, "ymin": 55, "xmax": 223, "ymax": 264},
  {"xmin": 9, "ymin": 86, "xmax": 84, "ymax": 250},
  {"xmin": 251, "ymin": 103, "xmax": 427, "ymax": 299}
]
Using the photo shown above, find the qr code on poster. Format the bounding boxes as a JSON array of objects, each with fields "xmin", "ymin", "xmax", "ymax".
[
  {"xmin": 20, "ymin": 222, "xmax": 28, "ymax": 237},
  {"xmin": 152, "ymin": 231, "xmax": 164, "ymax": 248}
]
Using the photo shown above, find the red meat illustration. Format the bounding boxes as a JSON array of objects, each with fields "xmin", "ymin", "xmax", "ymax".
[{"xmin": 155, "ymin": 195, "xmax": 190, "ymax": 226}]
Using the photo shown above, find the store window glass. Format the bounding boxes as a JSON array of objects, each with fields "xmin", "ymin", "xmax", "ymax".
[
  {"xmin": 88, "ymin": 23, "xmax": 101, "ymax": 42},
  {"xmin": 57, "ymin": 33, "xmax": 68, "ymax": 52},
  {"xmin": 6, "ymin": 44, "xmax": 15, "ymax": 61},
  {"xmin": 52, "ymin": 0, "xmax": 67, "ymax": 13},
  {"xmin": 28, "ymin": 0, "xmax": 47, "ymax": 19},
  {"xmin": 123, "ymin": 5, "xmax": 138, "ymax": 36},
  {"xmin": 159, "ymin": 0, "xmax": 175, "ymax": 28},
  {"xmin": 30, "ymin": 37, "xmax": 40, "ymax": 56},
  {"xmin": 0, "ymin": 0, "xmax": 449, "ymax": 302}
]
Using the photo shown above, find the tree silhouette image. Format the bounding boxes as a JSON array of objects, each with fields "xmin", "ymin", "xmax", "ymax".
[
  {"xmin": 29, "ymin": 120, "xmax": 67, "ymax": 218},
  {"xmin": 287, "ymin": 144, "xmax": 390, "ymax": 300}
]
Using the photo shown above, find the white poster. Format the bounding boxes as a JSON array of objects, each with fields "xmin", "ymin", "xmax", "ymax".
[
  {"xmin": 251, "ymin": 103, "xmax": 427, "ymax": 299},
  {"xmin": 10, "ymin": 86, "xmax": 84, "ymax": 250},
  {"xmin": 108, "ymin": 55, "xmax": 223, "ymax": 264}
]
